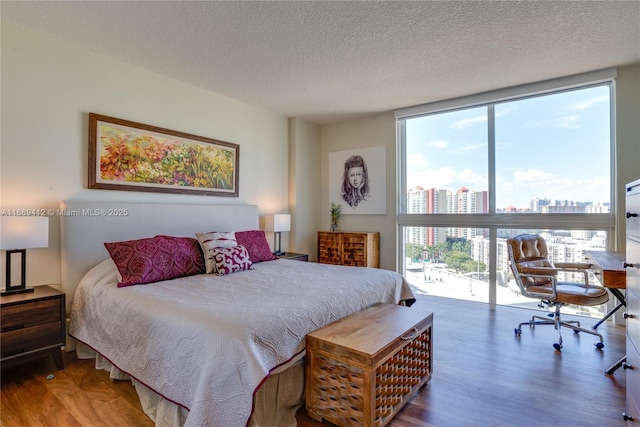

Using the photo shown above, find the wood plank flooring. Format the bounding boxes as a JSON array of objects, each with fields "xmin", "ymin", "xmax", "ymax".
[{"xmin": 2, "ymin": 294, "xmax": 627, "ymax": 427}]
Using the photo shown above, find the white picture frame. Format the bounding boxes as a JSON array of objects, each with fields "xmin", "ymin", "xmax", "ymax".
[{"xmin": 328, "ymin": 146, "xmax": 386, "ymax": 215}]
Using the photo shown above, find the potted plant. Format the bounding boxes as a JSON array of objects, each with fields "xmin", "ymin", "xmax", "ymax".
[{"xmin": 330, "ymin": 202, "xmax": 341, "ymax": 232}]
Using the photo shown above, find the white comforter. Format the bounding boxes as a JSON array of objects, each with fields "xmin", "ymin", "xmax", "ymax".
[{"xmin": 69, "ymin": 258, "xmax": 415, "ymax": 427}]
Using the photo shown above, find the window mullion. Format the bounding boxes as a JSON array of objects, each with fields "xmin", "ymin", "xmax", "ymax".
[{"xmin": 488, "ymin": 105, "xmax": 496, "ymax": 215}]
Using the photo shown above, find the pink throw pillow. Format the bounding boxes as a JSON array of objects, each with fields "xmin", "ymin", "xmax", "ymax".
[
  {"xmin": 209, "ymin": 245, "xmax": 253, "ymax": 276},
  {"xmin": 235, "ymin": 230, "xmax": 277, "ymax": 263},
  {"xmin": 105, "ymin": 235, "xmax": 205, "ymax": 287}
]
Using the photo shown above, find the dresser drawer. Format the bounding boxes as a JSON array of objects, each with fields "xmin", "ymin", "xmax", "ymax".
[
  {"xmin": 1, "ymin": 299, "xmax": 61, "ymax": 331},
  {"xmin": 628, "ymin": 286, "xmax": 640, "ymax": 355},
  {"xmin": 2, "ymin": 322, "xmax": 63, "ymax": 358},
  {"xmin": 341, "ymin": 233, "xmax": 368, "ymax": 267},
  {"xmin": 626, "ymin": 337, "xmax": 640, "ymax": 425},
  {"xmin": 627, "ymin": 183, "xmax": 640, "ymax": 239},
  {"xmin": 318, "ymin": 236, "xmax": 341, "ymax": 265}
]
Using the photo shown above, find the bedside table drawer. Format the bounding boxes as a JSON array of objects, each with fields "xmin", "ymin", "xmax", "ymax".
[
  {"xmin": 1, "ymin": 286, "xmax": 66, "ymax": 369},
  {"xmin": 1, "ymin": 299, "xmax": 61, "ymax": 331},
  {"xmin": 2, "ymin": 322, "xmax": 63, "ymax": 358}
]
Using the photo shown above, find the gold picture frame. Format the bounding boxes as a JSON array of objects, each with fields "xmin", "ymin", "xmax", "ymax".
[{"xmin": 88, "ymin": 113, "xmax": 239, "ymax": 197}]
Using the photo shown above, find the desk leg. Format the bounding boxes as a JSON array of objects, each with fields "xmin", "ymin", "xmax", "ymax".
[
  {"xmin": 606, "ymin": 356, "xmax": 626, "ymax": 375},
  {"xmin": 592, "ymin": 288, "xmax": 626, "ymax": 330}
]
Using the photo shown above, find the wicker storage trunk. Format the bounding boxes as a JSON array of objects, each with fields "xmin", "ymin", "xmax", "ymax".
[{"xmin": 305, "ymin": 303, "xmax": 433, "ymax": 427}]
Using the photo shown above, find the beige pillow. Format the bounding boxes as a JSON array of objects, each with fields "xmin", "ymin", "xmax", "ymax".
[{"xmin": 195, "ymin": 231, "xmax": 237, "ymax": 274}]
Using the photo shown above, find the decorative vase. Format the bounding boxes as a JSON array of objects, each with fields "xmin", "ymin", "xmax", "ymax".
[{"xmin": 330, "ymin": 223, "xmax": 338, "ymax": 232}]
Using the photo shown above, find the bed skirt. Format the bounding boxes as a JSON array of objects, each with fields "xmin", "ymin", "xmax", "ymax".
[{"xmin": 75, "ymin": 343, "xmax": 305, "ymax": 427}]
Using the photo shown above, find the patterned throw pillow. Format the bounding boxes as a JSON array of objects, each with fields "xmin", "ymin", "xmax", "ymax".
[
  {"xmin": 235, "ymin": 230, "xmax": 277, "ymax": 263},
  {"xmin": 195, "ymin": 231, "xmax": 237, "ymax": 274},
  {"xmin": 104, "ymin": 235, "xmax": 205, "ymax": 287},
  {"xmin": 209, "ymin": 245, "xmax": 253, "ymax": 276}
]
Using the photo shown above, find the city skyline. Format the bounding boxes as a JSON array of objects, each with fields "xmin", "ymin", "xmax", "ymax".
[{"xmin": 408, "ymin": 184, "xmax": 610, "ymax": 212}]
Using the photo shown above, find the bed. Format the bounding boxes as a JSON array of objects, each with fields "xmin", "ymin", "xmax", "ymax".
[{"xmin": 61, "ymin": 201, "xmax": 416, "ymax": 427}]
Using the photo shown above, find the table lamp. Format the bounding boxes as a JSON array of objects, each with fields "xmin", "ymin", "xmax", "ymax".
[
  {"xmin": 1, "ymin": 216, "xmax": 49, "ymax": 295},
  {"xmin": 264, "ymin": 214, "xmax": 290, "ymax": 256}
]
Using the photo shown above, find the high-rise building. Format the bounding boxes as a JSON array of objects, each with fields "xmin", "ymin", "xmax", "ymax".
[{"xmin": 407, "ymin": 186, "xmax": 448, "ymax": 247}]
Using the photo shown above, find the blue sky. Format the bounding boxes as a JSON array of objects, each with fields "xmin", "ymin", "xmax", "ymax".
[{"xmin": 406, "ymin": 84, "xmax": 611, "ymax": 210}]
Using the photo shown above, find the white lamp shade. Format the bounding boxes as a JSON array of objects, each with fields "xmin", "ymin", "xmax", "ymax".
[
  {"xmin": 264, "ymin": 214, "xmax": 291, "ymax": 232},
  {"xmin": 0, "ymin": 216, "xmax": 49, "ymax": 250}
]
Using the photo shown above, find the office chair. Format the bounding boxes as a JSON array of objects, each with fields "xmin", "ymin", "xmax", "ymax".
[{"xmin": 507, "ymin": 234, "xmax": 609, "ymax": 350}]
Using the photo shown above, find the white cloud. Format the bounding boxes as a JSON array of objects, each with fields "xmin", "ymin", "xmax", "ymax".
[
  {"xmin": 566, "ymin": 95, "xmax": 609, "ymax": 112},
  {"xmin": 513, "ymin": 169, "xmax": 555, "ymax": 183},
  {"xmin": 407, "ymin": 166, "xmax": 485, "ymax": 191},
  {"xmin": 525, "ymin": 114, "xmax": 580, "ymax": 129},
  {"xmin": 407, "ymin": 153, "xmax": 428, "ymax": 167},
  {"xmin": 496, "ymin": 169, "xmax": 609, "ymax": 208},
  {"xmin": 495, "ymin": 107, "xmax": 514, "ymax": 117},
  {"xmin": 449, "ymin": 108, "xmax": 511, "ymax": 130},
  {"xmin": 450, "ymin": 114, "xmax": 487, "ymax": 129},
  {"xmin": 523, "ymin": 95, "xmax": 608, "ymax": 130},
  {"xmin": 429, "ymin": 140, "xmax": 448, "ymax": 149},
  {"xmin": 454, "ymin": 142, "xmax": 485, "ymax": 153}
]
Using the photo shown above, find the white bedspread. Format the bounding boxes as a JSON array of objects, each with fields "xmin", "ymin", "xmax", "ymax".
[{"xmin": 69, "ymin": 258, "xmax": 415, "ymax": 427}]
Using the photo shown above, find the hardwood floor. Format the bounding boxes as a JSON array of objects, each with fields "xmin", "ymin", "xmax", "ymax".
[{"xmin": 2, "ymin": 294, "xmax": 627, "ymax": 427}]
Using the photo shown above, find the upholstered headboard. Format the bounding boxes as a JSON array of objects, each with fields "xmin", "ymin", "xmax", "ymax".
[{"xmin": 60, "ymin": 200, "xmax": 259, "ymax": 314}]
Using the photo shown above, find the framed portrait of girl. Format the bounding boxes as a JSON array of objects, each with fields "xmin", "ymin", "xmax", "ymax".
[{"xmin": 328, "ymin": 145, "xmax": 386, "ymax": 214}]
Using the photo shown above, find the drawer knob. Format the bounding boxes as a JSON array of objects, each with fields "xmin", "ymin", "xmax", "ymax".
[
  {"xmin": 623, "ymin": 413, "xmax": 634, "ymax": 421},
  {"xmin": 623, "ymin": 363, "xmax": 634, "ymax": 370},
  {"xmin": 624, "ymin": 312, "xmax": 634, "ymax": 319},
  {"xmin": 623, "ymin": 262, "xmax": 635, "ymax": 268},
  {"xmin": 626, "ymin": 212, "xmax": 638, "ymax": 218}
]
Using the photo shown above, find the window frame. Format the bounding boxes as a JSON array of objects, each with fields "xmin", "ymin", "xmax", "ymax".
[{"xmin": 395, "ymin": 70, "xmax": 617, "ymax": 305}]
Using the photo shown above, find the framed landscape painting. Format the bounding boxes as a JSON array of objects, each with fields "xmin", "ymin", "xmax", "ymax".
[{"xmin": 88, "ymin": 113, "xmax": 239, "ymax": 197}]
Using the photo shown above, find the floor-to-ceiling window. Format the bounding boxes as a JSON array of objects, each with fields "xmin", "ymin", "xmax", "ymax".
[{"xmin": 396, "ymin": 70, "xmax": 616, "ymax": 317}]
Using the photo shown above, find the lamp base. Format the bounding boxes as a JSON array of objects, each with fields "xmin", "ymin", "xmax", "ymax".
[{"xmin": 1, "ymin": 287, "xmax": 34, "ymax": 296}]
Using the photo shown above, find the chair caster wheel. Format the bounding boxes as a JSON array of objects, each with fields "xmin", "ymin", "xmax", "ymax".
[
  {"xmin": 553, "ymin": 343, "xmax": 562, "ymax": 350},
  {"xmin": 595, "ymin": 342, "xmax": 604, "ymax": 350},
  {"xmin": 514, "ymin": 328, "xmax": 522, "ymax": 336}
]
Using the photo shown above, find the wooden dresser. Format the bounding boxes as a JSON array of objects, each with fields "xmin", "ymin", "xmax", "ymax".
[
  {"xmin": 625, "ymin": 178, "xmax": 640, "ymax": 425},
  {"xmin": 317, "ymin": 231, "xmax": 379, "ymax": 268}
]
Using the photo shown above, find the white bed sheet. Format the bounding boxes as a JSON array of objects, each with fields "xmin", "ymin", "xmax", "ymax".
[{"xmin": 69, "ymin": 258, "xmax": 414, "ymax": 427}]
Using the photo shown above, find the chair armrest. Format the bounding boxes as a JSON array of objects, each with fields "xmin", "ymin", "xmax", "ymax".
[
  {"xmin": 554, "ymin": 262, "xmax": 590, "ymax": 270},
  {"xmin": 553, "ymin": 261, "xmax": 590, "ymax": 284},
  {"xmin": 516, "ymin": 272, "xmax": 558, "ymax": 299}
]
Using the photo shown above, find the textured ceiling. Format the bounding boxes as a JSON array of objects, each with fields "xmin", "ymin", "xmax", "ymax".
[{"xmin": 2, "ymin": 1, "xmax": 639, "ymax": 124}]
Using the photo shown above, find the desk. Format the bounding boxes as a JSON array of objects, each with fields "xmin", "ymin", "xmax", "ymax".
[
  {"xmin": 585, "ymin": 250, "xmax": 626, "ymax": 328},
  {"xmin": 585, "ymin": 250, "xmax": 626, "ymax": 375}
]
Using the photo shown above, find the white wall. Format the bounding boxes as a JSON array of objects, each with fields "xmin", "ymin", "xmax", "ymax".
[
  {"xmin": 614, "ymin": 64, "xmax": 640, "ymax": 248},
  {"xmin": 320, "ymin": 112, "xmax": 398, "ymax": 270},
  {"xmin": 0, "ymin": 21, "xmax": 290, "ymax": 288},
  {"xmin": 288, "ymin": 118, "xmax": 321, "ymax": 260}
]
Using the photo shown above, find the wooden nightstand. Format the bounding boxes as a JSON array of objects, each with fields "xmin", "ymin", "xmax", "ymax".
[
  {"xmin": 1, "ymin": 285, "xmax": 66, "ymax": 370},
  {"xmin": 278, "ymin": 252, "xmax": 309, "ymax": 261}
]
